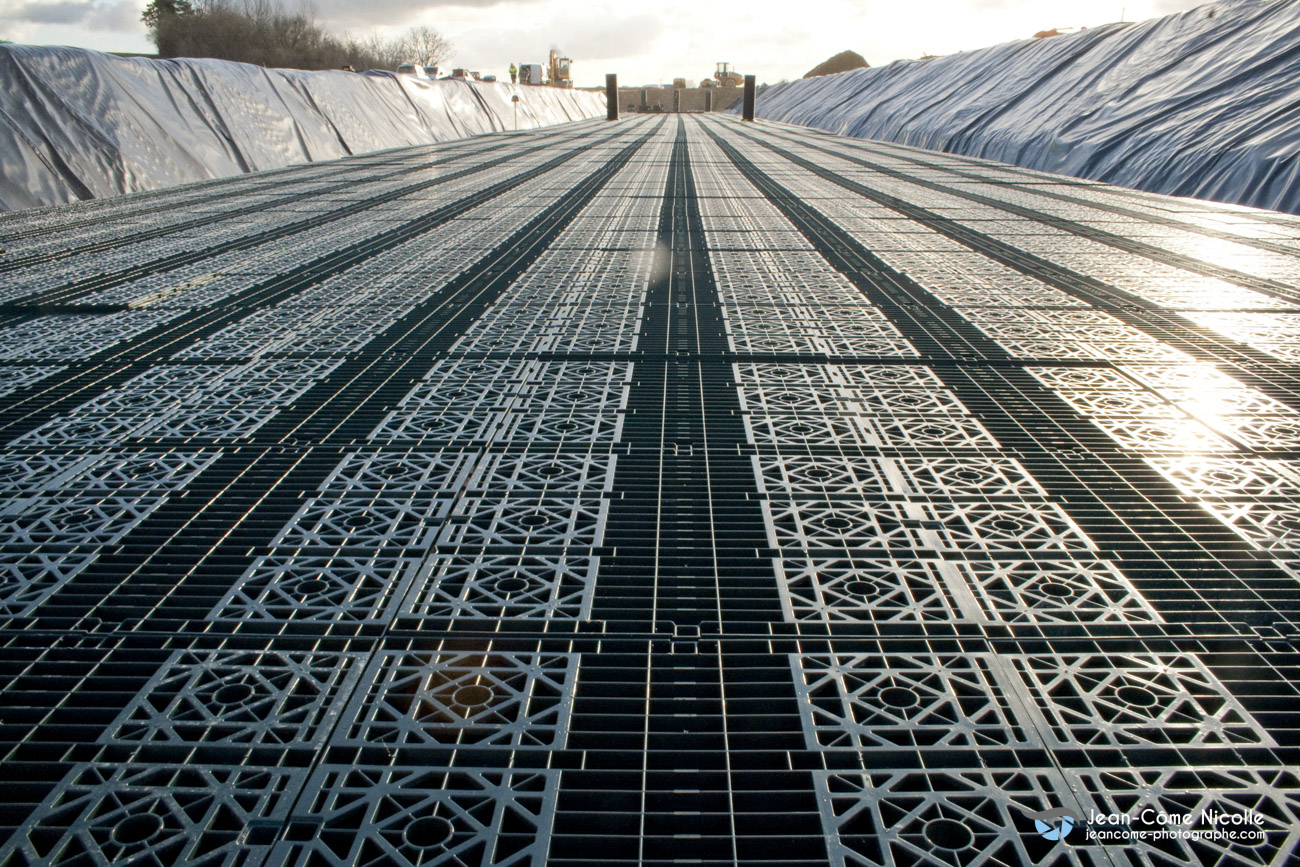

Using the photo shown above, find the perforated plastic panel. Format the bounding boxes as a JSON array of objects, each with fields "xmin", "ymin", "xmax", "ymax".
[{"xmin": 0, "ymin": 115, "xmax": 1298, "ymax": 867}]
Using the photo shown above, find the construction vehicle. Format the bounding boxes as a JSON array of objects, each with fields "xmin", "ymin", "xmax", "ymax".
[
  {"xmin": 520, "ymin": 63, "xmax": 543, "ymax": 85},
  {"xmin": 547, "ymin": 50, "xmax": 573, "ymax": 88},
  {"xmin": 714, "ymin": 62, "xmax": 744, "ymax": 87}
]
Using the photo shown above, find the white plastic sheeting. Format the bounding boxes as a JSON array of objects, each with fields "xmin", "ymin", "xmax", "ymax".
[
  {"xmin": 751, "ymin": 0, "xmax": 1300, "ymax": 215},
  {"xmin": 0, "ymin": 44, "xmax": 606, "ymax": 212}
]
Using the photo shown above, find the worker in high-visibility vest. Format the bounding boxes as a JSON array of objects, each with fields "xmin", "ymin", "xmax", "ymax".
[{"xmin": 509, "ymin": 63, "xmax": 517, "ymax": 84}]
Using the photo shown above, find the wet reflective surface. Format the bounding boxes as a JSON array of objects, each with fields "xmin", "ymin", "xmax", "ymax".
[{"xmin": 0, "ymin": 116, "xmax": 1297, "ymax": 865}]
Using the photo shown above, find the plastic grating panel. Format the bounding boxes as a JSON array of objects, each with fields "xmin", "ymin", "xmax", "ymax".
[
  {"xmin": 813, "ymin": 768, "xmax": 1105, "ymax": 867},
  {"xmin": 333, "ymin": 648, "xmax": 577, "ymax": 749},
  {"xmin": 207, "ymin": 552, "xmax": 417, "ymax": 624},
  {"xmin": 267, "ymin": 767, "xmax": 559, "ymax": 867},
  {"xmin": 1, "ymin": 115, "xmax": 1300, "ymax": 867},
  {"xmin": 397, "ymin": 553, "xmax": 598, "ymax": 622},
  {"xmin": 792, "ymin": 652, "xmax": 1037, "ymax": 749},
  {"xmin": 100, "ymin": 648, "xmax": 367, "ymax": 748},
  {"xmin": 0, "ymin": 764, "xmax": 306, "ymax": 867},
  {"xmin": 1001, "ymin": 651, "xmax": 1276, "ymax": 748},
  {"xmin": 1064, "ymin": 768, "xmax": 1300, "ymax": 864}
]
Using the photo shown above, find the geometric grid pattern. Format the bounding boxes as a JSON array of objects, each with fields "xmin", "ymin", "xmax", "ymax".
[
  {"xmin": 813, "ymin": 768, "xmax": 1097, "ymax": 867},
  {"xmin": 0, "ymin": 449, "xmax": 220, "ymax": 618},
  {"xmin": 1002, "ymin": 652, "xmax": 1276, "ymax": 749},
  {"xmin": 398, "ymin": 553, "xmax": 598, "ymax": 621},
  {"xmin": 792, "ymin": 652, "xmax": 1036, "ymax": 750},
  {"xmin": 0, "ymin": 763, "xmax": 306, "ymax": 867},
  {"xmin": 1, "ymin": 112, "xmax": 1298, "ymax": 867},
  {"xmin": 101, "ymin": 648, "xmax": 367, "ymax": 747},
  {"xmin": 715, "ymin": 117, "xmax": 1300, "ymax": 867},
  {"xmin": 1066, "ymin": 767, "xmax": 1300, "ymax": 866},
  {"xmin": 793, "ymin": 649, "xmax": 1267, "ymax": 753},
  {"xmin": 334, "ymin": 649, "xmax": 577, "ymax": 749},
  {"xmin": 268, "ymin": 766, "xmax": 559, "ymax": 867}
]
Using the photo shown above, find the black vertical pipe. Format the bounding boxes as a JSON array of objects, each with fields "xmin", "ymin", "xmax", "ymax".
[
  {"xmin": 606, "ymin": 74, "xmax": 618, "ymax": 120},
  {"xmin": 742, "ymin": 74, "xmax": 756, "ymax": 121}
]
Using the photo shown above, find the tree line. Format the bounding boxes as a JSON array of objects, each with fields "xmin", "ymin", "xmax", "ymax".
[{"xmin": 141, "ymin": 0, "xmax": 451, "ymax": 71}]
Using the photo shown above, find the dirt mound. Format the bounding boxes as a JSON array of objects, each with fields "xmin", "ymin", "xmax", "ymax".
[{"xmin": 803, "ymin": 50, "xmax": 869, "ymax": 79}]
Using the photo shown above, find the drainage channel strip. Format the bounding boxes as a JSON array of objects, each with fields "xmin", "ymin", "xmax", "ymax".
[
  {"xmin": 0, "ymin": 131, "xmax": 523, "ymax": 271},
  {"xmin": 0, "ymin": 118, "xmax": 666, "ymax": 833},
  {"xmin": 702, "ymin": 117, "xmax": 1300, "ymax": 636},
  {"xmin": 0, "ymin": 121, "xmax": 650, "ymax": 441},
  {"xmin": 553, "ymin": 114, "xmax": 821, "ymax": 867},
  {"xmin": 1, "ymin": 123, "xmax": 608, "ymax": 308},
  {"xmin": 716, "ymin": 119, "xmax": 1289, "ymax": 369}
]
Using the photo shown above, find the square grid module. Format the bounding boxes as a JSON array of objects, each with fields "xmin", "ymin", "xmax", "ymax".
[{"xmin": 0, "ymin": 114, "xmax": 1296, "ymax": 867}]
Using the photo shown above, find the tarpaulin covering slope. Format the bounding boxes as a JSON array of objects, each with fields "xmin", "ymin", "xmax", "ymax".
[
  {"xmin": 0, "ymin": 44, "xmax": 606, "ymax": 212},
  {"xmin": 750, "ymin": 0, "xmax": 1300, "ymax": 215}
]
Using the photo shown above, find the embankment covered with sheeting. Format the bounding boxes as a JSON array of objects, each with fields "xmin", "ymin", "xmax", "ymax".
[
  {"xmin": 0, "ymin": 44, "xmax": 607, "ymax": 211},
  {"xmin": 751, "ymin": 0, "xmax": 1300, "ymax": 214}
]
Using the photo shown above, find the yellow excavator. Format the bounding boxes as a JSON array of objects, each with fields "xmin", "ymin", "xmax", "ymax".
[{"xmin": 547, "ymin": 50, "xmax": 573, "ymax": 88}]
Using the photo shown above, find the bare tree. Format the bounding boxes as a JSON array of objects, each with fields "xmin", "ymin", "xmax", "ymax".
[
  {"xmin": 345, "ymin": 31, "xmax": 405, "ymax": 70},
  {"xmin": 141, "ymin": 0, "xmax": 436, "ymax": 71},
  {"xmin": 396, "ymin": 25, "xmax": 451, "ymax": 65}
]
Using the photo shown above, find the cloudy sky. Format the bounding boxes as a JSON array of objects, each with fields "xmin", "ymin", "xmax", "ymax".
[{"xmin": 1, "ymin": 0, "xmax": 1203, "ymax": 86}]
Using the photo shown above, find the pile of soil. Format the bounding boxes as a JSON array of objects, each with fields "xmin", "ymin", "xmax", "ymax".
[{"xmin": 803, "ymin": 50, "xmax": 870, "ymax": 78}]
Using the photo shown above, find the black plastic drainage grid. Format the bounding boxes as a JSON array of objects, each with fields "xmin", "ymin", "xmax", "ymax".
[
  {"xmin": 716, "ymin": 119, "xmax": 1300, "ymax": 445},
  {"xmin": 0, "ymin": 122, "xmax": 610, "ymax": 306},
  {"xmin": 712, "ymin": 118, "xmax": 1297, "ymax": 367},
  {"xmin": 551, "ymin": 117, "xmax": 825, "ymax": 866},
  {"xmin": 0, "ymin": 129, "xmax": 523, "ymax": 262},
  {"xmin": 0, "ymin": 116, "xmax": 1299, "ymax": 867},
  {"xmin": 0, "ymin": 120, "xmax": 649, "ymax": 443},
  {"xmin": 855, "ymin": 132, "xmax": 1300, "ymax": 232},
  {"xmin": 698, "ymin": 119, "xmax": 1300, "ymax": 865},
  {"xmin": 725, "ymin": 123, "xmax": 1300, "ymax": 460},
  {"xmin": 726, "ymin": 119, "xmax": 1300, "ymax": 369},
  {"xmin": 836, "ymin": 136, "xmax": 1300, "ymax": 262},
  {"xmin": 703, "ymin": 116, "xmax": 1300, "ymax": 632},
  {"xmin": 0, "ymin": 118, "xmax": 663, "ymax": 835},
  {"xmin": 10, "ymin": 118, "xmax": 665, "ymax": 629},
  {"xmin": 754, "ymin": 121, "xmax": 1300, "ymax": 300},
  {"xmin": 0, "ymin": 126, "xmax": 504, "ymax": 230},
  {"xmin": 0, "ymin": 126, "xmax": 611, "ymax": 326},
  {"xmin": 701, "ymin": 115, "xmax": 1300, "ymax": 784},
  {"xmin": 769, "ymin": 117, "xmax": 1300, "ymax": 229}
]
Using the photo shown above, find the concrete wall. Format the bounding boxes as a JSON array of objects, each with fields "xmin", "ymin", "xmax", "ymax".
[{"xmin": 617, "ymin": 86, "xmax": 742, "ymax": 114}]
